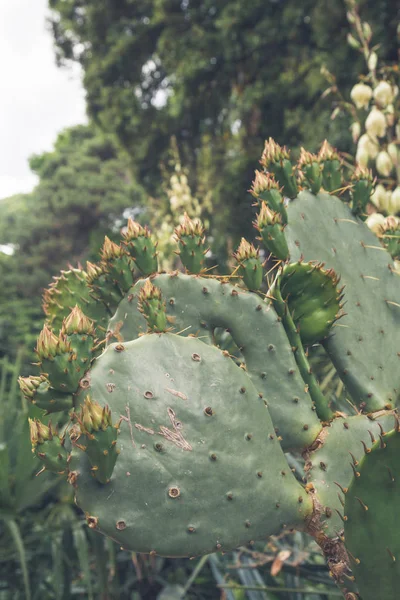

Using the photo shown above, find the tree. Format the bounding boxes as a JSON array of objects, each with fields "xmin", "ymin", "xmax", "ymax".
[{"xmin": 48, "ymin": 0, "xmax": 399, "ymax": 242}]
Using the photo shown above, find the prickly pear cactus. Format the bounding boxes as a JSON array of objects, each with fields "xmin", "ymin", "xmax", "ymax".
[{"xmin": 21, "ymin": 139, "xmax": 400, "ymax": 599}]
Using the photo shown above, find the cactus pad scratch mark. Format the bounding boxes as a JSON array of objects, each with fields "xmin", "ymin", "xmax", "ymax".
[
  {"xmin": 120, "ymin": 404, "xmax": 136, "ymax": 447},
  {"xmin": 158, "ymin": 407, "xmax": 192, "ymax": 451},
  {"xmin": 135, "ymin": 423, "xmax": 155, "ymax": 435},
  {"xmin": 165, "ymin": 387, "xmax": 188, "ymax": 401}
]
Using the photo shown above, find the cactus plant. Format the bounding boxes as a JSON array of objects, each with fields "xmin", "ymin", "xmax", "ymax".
[{"xmin": 20, "ymin": 139, "xmax": 400, "ymax": 599}]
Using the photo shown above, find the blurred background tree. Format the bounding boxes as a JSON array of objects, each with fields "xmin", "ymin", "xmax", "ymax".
[
  {"xmin": 0, "ymin": 124, "xmax": 145, "ymax": 360},
  {"xmin": 48, "ymin": 0, "xmax": 399, "ymax": 243}
]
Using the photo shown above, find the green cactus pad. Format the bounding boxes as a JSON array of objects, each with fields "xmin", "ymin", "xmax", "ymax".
[
  {"xmin": 122, "ymin": 220, "xmax": 158, "ymax": 275},
  {"xmin": 71, "ymin": 333, "xmax": 312, "ymax": 556},
  {"xmin": 43, "ymin": 268, "xmax": 109, "ymax": 330},
  {"xmin": 344, "ymin": 426, "xmax": 400, "ymax": 600},
  {"xmin": 307, "ymin": 413, "xmax": 395, "ymax": 536},
  {"xmin": 174, "ymin": 215, "xmax": 207, "ymax": 274},
  {"xmin": 19, "ymin": 376, "xmax": 73, "ymax": 414},
  {"xmin": 286, "ymin": 191, "xmax": 400, "ymax": 412},
  {"xmin": 107, "ymin": 273, "xmax": 322, "ymax": 451},
  {"xmin": 275, "ymin": 262, "xmax": 341, "ymax": 346}
]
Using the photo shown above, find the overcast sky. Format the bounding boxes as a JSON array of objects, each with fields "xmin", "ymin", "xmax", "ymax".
[{"xmin": 0, "ymin": 0, "xmax": 87, "ymax": 199}]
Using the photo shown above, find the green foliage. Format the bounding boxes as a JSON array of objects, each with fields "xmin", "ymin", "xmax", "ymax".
[{"xmin": 47, "ymin": 0, "xmax": 398, "ymax": 246}]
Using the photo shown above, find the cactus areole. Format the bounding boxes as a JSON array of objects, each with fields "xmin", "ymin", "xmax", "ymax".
[{"xmin": 21, "ymin": 140, "xmax": 400, "ymax": 600}]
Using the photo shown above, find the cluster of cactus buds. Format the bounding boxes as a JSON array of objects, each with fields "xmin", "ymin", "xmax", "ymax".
[
  {"xmin": 174, "ymin": 213, "xmax": 207, "ymax": 274},
  {"xmin": 29, "ymin": 419, "xmax": 68, "ymax": 474},
  {"xmin": 72, "ymin": 397, "xmax": 120, "ymax": 485},
  {"xmin": 122, "ymin": 219, "xmax": 158, "ymax": 275},
  {"xmin": 138, "ymin": 279, "xmax": 167, "ymax": 332},
  {"xmin": 21, "ymin": 137, "xmax": 400, "ymax": 600}
]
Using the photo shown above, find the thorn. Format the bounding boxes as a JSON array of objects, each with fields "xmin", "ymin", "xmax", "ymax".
[
  {"xmin": 355, "ymin": 497, "xmax": 368, "ymax": 511},
  {"xmin": 350, "ymin": 463, "xmax": 360, "ymax": 478},
  {"xmin": 379, "ymin": 434, "xmax": 387, "ymax": 449},
  {"xmin": 36, "ymin": 466, "xmax": 46, "ymax": 477},
  {"xmin": 386, "ymin": 467, "xmax": 395, "ymax": 482},
  {"xmin": 387, "ymin": 548, "xmax": 396, "ymax": 562},
  {"xmin": 378, "ymin": 422, "xmax": 386, "ymax": 436},
  {"xmin": 334, "ymin": 481, "xmax": 348, "ymax": 494},
  {"xmin": 368, "ymin": 430, "xmax": 376, "ymax": 444},
  {"xmin": 338, "ymin": 493, "xmax": 345, "ymax": 507},
  {"xmin": 334, "ymin": 509, "xmax": 348, "ymax": 523},
  {"xmin": 361, "ymin": 440, "xmax": 371, "ymax": 454},
  {"xmin": 349, "ymin": 452, "xmax": 358, "ymax": 466}
]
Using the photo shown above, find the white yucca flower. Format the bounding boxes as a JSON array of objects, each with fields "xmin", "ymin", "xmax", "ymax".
[
  {"xmin": 373, "ymin": 81, "xmax": 394, "ymax": 107},
  {"xmin": 376, "ymin": 151, "xmax": 393, "ymax": 177},
  {"xmin": 357, "ymin": 133, "xmax": 379, "ymax": 160},
  {"xmin": 366, "ymin": 212, "xmax": 385, "ymax": 234},
  {"xmin": 350, "ymin": 83, "xmax": 373, "ymax": 109},
  {"xmin": 371, "ymin": 184, "xmax": 390, "ymax": 212},
  {"xmin": 391, "ymin": 187, "xmax": 400, "ymax": 213},
  {"xmin": 365, "ymin": 107, "xmax": 387, "ymax": 137}
]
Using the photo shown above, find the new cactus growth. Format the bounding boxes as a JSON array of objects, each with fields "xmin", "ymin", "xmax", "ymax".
[
  {"xmin": 21, "ymin": 138, "xmax": 400, "ymax": 599},
  {"xmin": 174, "ymin": 213, "xmax": 207, "ymax": 274},
  {"xmin": 29, "ymin": 419, "xmax": 68, "ymax": 474}
]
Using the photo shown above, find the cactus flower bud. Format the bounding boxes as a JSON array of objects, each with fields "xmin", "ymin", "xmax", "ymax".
[
  {"xmin": 350, "ymin": 166, "xmax": 374, "ymax": 215},
  {"xmin": 122, "ymin": 220, "xmax": 158, "ymax": 275},
  {"xmin": 138, "ymin": 279, "xmax": 167, "ymax": 332},
  {"xmin": 174, "ymin": 213, "xmax": 207, "ymax": 274},
  {"xmin": 233, "ymin": 239, "xmax": 264, "ymax": 290},
  {"xmin": 29, "ymin": 418, "xmax": 54, "ymax": 446},
  {"xmin": 250, "ymin": 171, "xmax": 280, "ymax": 197},
  {"xmin": 365, "ymin": 107, "xmax": 387, "ymax": 138},
  {"xmin": 36, "ymin": 325, "xmax": 71, "ymax": 360},
  {"xmin": 376, "ymin": 151, "xmax": 393, "ymax": 177},
  {"xmin": 61, "ymin": 305, "xmax": 95, "ymax": 336},
  {"xmin": 19, "ymin": 374, "xmax": 47, "ymax": 399},
  {"xmin": 80, "ymin": 397, "xmax": 110, "ymax": 432},
  {"xmin": 86, "ymin": 261, "xmax": 103, "ymax": 283},
  {"xmin": 250, "ymin": 171, "xmax": 287, "ymax": 223},
  {"xmin": 350, "ymin": 83, "xmax": 372, "ymax": 109},
  {"xmin": 260, "ymin": 138, "xmax": 298, "ymax": 199},
  {"xmin": 255, "ymin": 203, "xmax": 289, "ymax": 261},
  {"xmin": 100, "ymin": 237, "xmax": 125, "ymax": 261},
  {"xmin": 74, "ymin": 397, "xmax": 119, "ymax": 484},
  {"xmin": 298, "ymin": 148, "xmax": 323, "ymax": 195},
  {"xmin": 318, "ymin": 141, "xmax": 342, "ymax": 193},
  {"xmin": 373, "ymin": 81, "xmax": 393, "ymax": 108}
]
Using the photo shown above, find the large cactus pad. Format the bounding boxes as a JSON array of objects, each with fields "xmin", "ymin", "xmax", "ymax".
[{"xmin": 71, "ymin": 333, "xmax": 312, "ymax": 557}]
